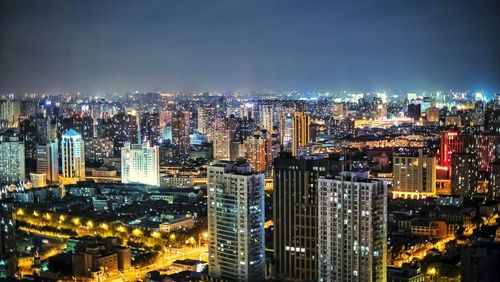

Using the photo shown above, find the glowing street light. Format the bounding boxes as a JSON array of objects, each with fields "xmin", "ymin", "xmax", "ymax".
[
  {"xmin": 72, "ymin": 217, "xmax": 80, "ymax": 225},
  {"xmin": 59, "ymin": 215, "xmax": 66, "ymax": 222},
  {"xmin": 86, "ymin": 220, "xmax": 94, "ymax": 228},
  {"xmin": 116, "ymin": 226, "xmax": 126, "ymax": 233},
  {"xmin": 132, "ymin": 228, "xmax": 142, "ymax": 237},
  {"xmin": 99, "ymin": 223, "xmax": 108, "ymax": 230},
  {"xmin": 16, "ymin": 209, "xmax": 24, "ymax": 216},
  {"xmin": 151, "ymin": 231, "xmax": 160, "ymax": 238}
]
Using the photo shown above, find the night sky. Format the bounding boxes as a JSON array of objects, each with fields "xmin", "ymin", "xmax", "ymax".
[{"xmin": 1, "ymin": 0, "xmax": 499, "ymax": 94}]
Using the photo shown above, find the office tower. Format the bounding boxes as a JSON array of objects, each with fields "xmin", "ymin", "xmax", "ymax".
[
  {"xmin": 440, "ymin": 131, "xmax": 463, "ymax": 169},
  {"xmin": 332, "ymin": 103, "xmax": 347, "ymax": 120},
  {"xmin": 207, "ymin": 162, "xmax": 265, "ymax": 281},
  {"xmin": 488, "ymin": 162, "xmax": 500, "ymax": 200},
  {"xmin": 61, "ymin": 129, "xmax": 85, "ymax": 181},
  {"xmin": 279, "ymin": 112, "xmax": 293, "ymax": 152},
  {"xmin": 292, "ymin": 112, "xmax": 310, "ymax": 156},
  {"xmin": 19, "ymin": 118, "xmax": 37, "ymax": 159},
  {"xmin": 451, "ymin": 153, "xmax": 478, "ymax": 199},
  {"xmin": 318, "ymin": 172, "xmax": 387, "ymax": 282},
  {"xmin": 393, "ymin": 149, "xmax": 436, "ymax": 199},
  {"xmin": 426, "ymin": 107, "xmax": 440, "ymax": 123},
  {"xmin": 0, "ymin": 199, "xmax": 16, "ymax": 278},
  {"xmin": 243, "ymin": 130, "xmax": 273, "ymax": 173},
  {"xmin": 36, "ymin": 139, "xmax": 59, "ymax": 183},
  {"xmin": 140, "ymin": 112, "xmax": 160, "ymax": 145},
  {"xmin": 121, "ymin": 142, "xmax": 160, "ymax": 186},
  {"xmin": 84, "ymin": 138, "xmax": 114, "ymax": 166},
  {"xmin": 259, "ymin": 105, "xmax": 274, "ymax": 133},
  {"xmin": 0, "ymin": 132, "xmax": 25, "ymax": 183},
  {"xmin": 213, "ymin": 129, "xmax": 231, "ymax": 160},
  {"xmin": 407, "ymin": 103, "xmax": 421, "ymax": 121},
  {"xmin": 171, "ymin": 111, "xmax": 191, "ymax": 159},
  {"xmin": 0, "ymin": 99, "xmax": 20, "ymax": 129},
  {"xmin": 273, "ymin": 153, "xmax": 342, "ymax": 281},
  {"xmin": 112, "ymin": 112, "xmax": 138, "ymax": 157}
]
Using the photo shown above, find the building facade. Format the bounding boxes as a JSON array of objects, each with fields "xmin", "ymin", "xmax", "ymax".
[
  {"xmin": 207, "ymin": 162, "xmax": 265, "ymax": 281},
  {"xmin": 61, "ymin": 129, "xmax": 85, "ymax": 181},
  {"xmin": 273, "ymin": 153, "xmax": 342, "ymax": 281},
  {"xmin": 318, "ymin": 172, "xmax": 387, "ymax": 282},
  {"xmin": 121, "ymin": 142, "xmax": 160, "ymax": 186}
]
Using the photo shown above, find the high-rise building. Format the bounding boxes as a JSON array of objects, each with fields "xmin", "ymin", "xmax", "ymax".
[
  {"xmin": 332, "ymin": 103, "xmax": 347, "ymax": 120},
  {"xmin": 488, "ymin": 162, "xmax": 500, "ymax": 201},
  {"xmin": 273, "ymin": 153, "xmax": 342, "ymax": 281},
  {"xmin": 292, "ymin": 112, "xmax": 310, "ymax": 156},
  {"xmin": 0, "ymin": 100, "xmax": 20, "ymax": 129},
  {"xmin": 207, "ymin": 162, "xmax": 265, "ymax": 281},
  {"xmin": 0, "ymin": 131, "xmax": 25, "ymax": 183},
  {"xmin": 36, "ymin": 139, "xmax": 59, "ymax": 183},
  {"xmin": 84, "ymin": 138, "xmax": 114, "ymax": 166},
  {"xmin": 213, "ymin": 129, "xmax": 231, "ymax": 160},
  {"xmin": 393, "ymin": 149, "xmax": 436, "ymax": 199},
  {"xmin": 440, "ymin": 131, "xmax": 464, "ymax": 169},
  {"xmin": 259, "ymin": 105, "xmax": 274, "ymax": 133},
  {"xmin": 243, "ymin": 130, "xmax": 273, "ymax": 173},
  {"xmin": 474, "ymin": 135, "xmax": 500, "ymax": 173},
  {"xmin": 112, "ymin": 112, "xmax": 138, "ymax": 157},
  {"xmin": 61, "ymin": 129, "xmax": 85, "ymax": 182},
  {"xmin": 0, "ymin": 199, "xmax": 16, "ymax": 277},
  {"xmin": 121, "ymin": 142, "xmax": 160, "ymax": 187},
  {"xmin": 407, "ymin": 103, "xmax": 421, "ymax": 121},
  {"xmin": 279, "ymin": 112, "xmax": 293, "ymax": 152},
  {"xmin": 140, "ymin": 112, "xmax": 160, "ymax": 145},
  {"xmin": 318, "ymin": 171, "xmax": 387, "ymax": 282},
  {"xmin": 451, "ymin": 153, "xmax": 478, "ymax": 199},
  {"xmin": 171, "ymin": 111, "xmax": 190, "ymax": 159}
]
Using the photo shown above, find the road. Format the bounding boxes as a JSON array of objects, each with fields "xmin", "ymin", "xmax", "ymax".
[{"xmin": 102, "ymin": 246, "xmax": 208, "ymax": 282}]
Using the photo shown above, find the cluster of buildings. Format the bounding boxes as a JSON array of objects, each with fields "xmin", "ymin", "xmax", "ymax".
[{"xmin": 1, "ymin": 90, "xmax": 500, "ymax": 281}]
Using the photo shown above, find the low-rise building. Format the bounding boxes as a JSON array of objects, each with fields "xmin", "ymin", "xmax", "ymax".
[{"xmin": 159, "ymin": 217, "xmax": 195, "ymax": 233}]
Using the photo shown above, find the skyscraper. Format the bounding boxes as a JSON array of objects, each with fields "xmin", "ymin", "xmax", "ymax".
[
  {"xmin": 318, "ymin": 172, "xmax": 387, "ymax": 282},
  {"xmin": 279, "ymin": 112, "xmax": 293, "ymax": 152},
  {"xmin": 61, "ymin": 129, "xmax": 85, "ymax": 182},
  {"xmin": 451, "ymin": 153, "xmax": 478, "ymax": 199},
  {"xmin": 207, "ymin": 161, "xmax": 265, "ymax": 281},
  {"xmin": 121, "ymin": 142, "xmax": 160, "ymax": 187},
  {"xmin": 0, "ymin": 131, "xmax": 25, "ymax": 183},
  {"xmin": 292, "ymin": 112, "xmax": 310, "ymax": 156},
  {"xmin": 273, "ymin": 153, "xmax": 342, "ymax": 281},
  {"xmin": 36, "ymin": 139, "xmax": 59, "ymax": 183},
  {"xmin": 259, "ymin": 105, "xmax": 274, "ymax": 133},
  {"xmin": 243, "ymin": 130, "xmax": 273, "ymax": 173},
  {"xmin": 392, "ymin": 149, "xmax": 436, "ymax": 199},
  {"xmin": 213, "ymin": 129, "xmax": 231, "ymax": 160},
  {"xmin": 171, "ymin": 111, "xmax": 191, "ymax": 159}
]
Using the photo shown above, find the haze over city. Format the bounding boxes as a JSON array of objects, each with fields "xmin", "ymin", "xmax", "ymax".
[{"xmin": 1, "ymin": 0, "xmax": 499, "ymax": 94}]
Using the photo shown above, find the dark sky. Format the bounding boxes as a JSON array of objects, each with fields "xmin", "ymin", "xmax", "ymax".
[{"xmin": 1, "ymin": 0, "xmax": 499, "ymax": 94}]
